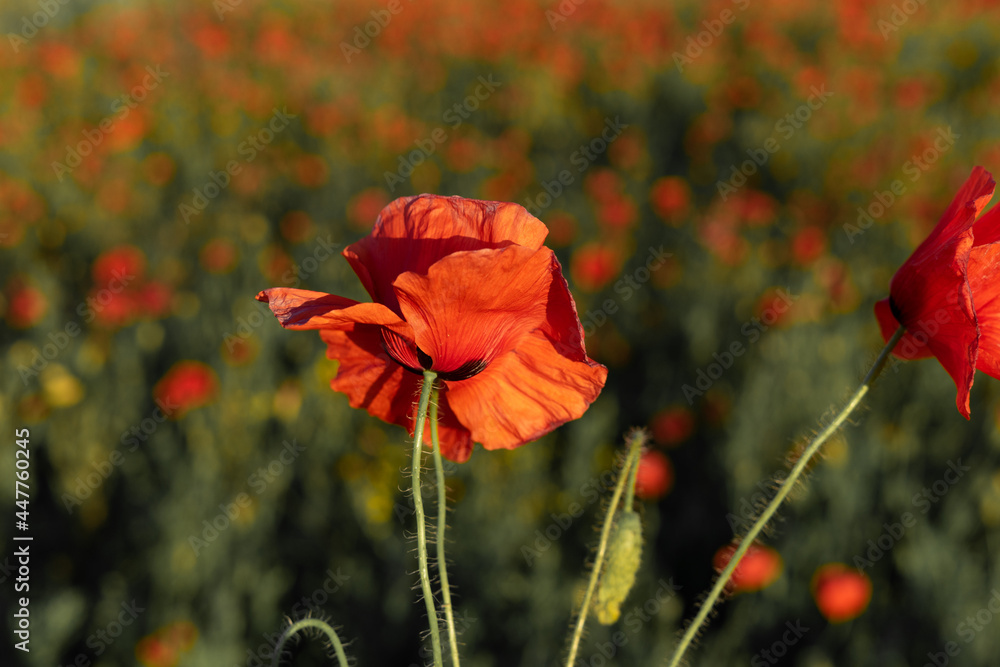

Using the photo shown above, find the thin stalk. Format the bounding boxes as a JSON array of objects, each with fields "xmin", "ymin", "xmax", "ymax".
[
  {"xmin": 269, "ymin": 618, "xmax": 349, "ymax": 667},
  {"xmin": 413, "ymin": 371, "xmax": 443, "ymax": 667},
  {"xmin": 430, "ymin": 385, "xmax": 461, "ymax": 666},
  {"xmin": 565, "ymin": 430, "xmax": 648, "ymax": 667},
  {"xmin": 665, "ymin": 326, "xmax": 906, "ymax": 667},
  {"xmin": 623, "ymin": 434, "xmax": 643, "ymax": 512}
]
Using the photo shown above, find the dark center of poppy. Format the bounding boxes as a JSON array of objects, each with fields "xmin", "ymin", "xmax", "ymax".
[
  {"xmin": 888, "ymin": 296, "xmax": 905, "ymax": 325},
  {"xmin": 380, "ymin": 330, "xmax": 488, "ymax": 382}
]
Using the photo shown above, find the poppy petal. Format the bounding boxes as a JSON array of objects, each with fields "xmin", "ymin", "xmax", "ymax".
[
  {"xmin": 425, "ymin": 389, "xmax": 474, "ymax": 462},
  {"xmin": 392, "ymin": 245, "xmax": 554, "ymax": 376},
  {"xmin": 445, "ymin": 331, "xmax": 608, "ymax": 450},
  {"xmin": 256, "ymin": 287, "xmax": 414, "ymax": 338},
  {"xmin": 874, "ymin": 298, "xmax": 933, "ymax": 360},
  {"xmin": 344, "ymin": 194, "xmax": 549, "ymax": 312},
  {"xmin": 889, "ymin": 222, "xmax": 978, "ymax": 417},
  {"xmin": 919, "ymin": 166, "xmax": 995, "ymax": 252},
  {"xmin": 971, "ymin": 195, "xmax": 1000, "ymax": 247},
  {"xmin": 876, "ymin": 287, "xmax": 978, "ymax": 416},
  {"xmin": 967, "ymin": 244, "xmax": 1000, "ymax": 380},
  {"xmin": 539, "ymin": 257, "xmax": 592, "ymax": 362},
  {"xmin": 319, "ymin": 325, "xmax": 474, "ymax": 462},
  {"xmin": 892, "ymin": 258, "xmax": 979, "ymax": 419},
  {"xmin": 320, "ymin": 323, "xmax": 419, "ymax": 427}
]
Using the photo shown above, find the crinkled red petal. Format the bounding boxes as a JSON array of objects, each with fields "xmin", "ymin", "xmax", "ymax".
[
  {"xmin": 392, "ymin": 245, "xmax": 554, "ymax": 376},
  {"xmin": 343, "ymin": 194, "xmax": 548, "ymax": 313},
  {"xmin": 256, "ymin": 287, "xmax": 414, "ymax": 340},
  {"xmin": 445, "ymin": 330, "xmax": 608, "ymax": 451}
]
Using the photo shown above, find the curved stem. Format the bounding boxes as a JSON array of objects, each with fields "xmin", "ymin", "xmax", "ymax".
[
  {"xmin": 665, "ymin": 326, "xmax": 905, "ymax": 667},
  {"xmin": 565, "ymin": 430, "xmax": 647, "ymax": 667},
  {"xmin": 623, "ymin": 433, "xmax": 642, "ymax": 512},
  {"xmin": 269, "ymin": 618, "xmax": 349, "ymax": 667},
  {"xmin": 413, "ymin": 370, "xmax": 443, "ymax": 667},
  {"xmin": 430, "ymin": 385, "xmax": 462, "ymax": 666}
]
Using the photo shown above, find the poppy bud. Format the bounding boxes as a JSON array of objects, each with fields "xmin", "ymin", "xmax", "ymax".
[{"xmin": 594, "ymin": 511, "xmax": 643, "ymax": 624}]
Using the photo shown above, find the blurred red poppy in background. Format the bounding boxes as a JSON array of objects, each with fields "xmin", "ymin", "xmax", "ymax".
[
  {"xmin": 5, "ymin": 279, "xmax": 48, "ymax": 328},
  {"xmin": 257, "ymin": 194, "xmax": 608, "ymax": 462},
  {"xmin": 812, "ymin": 563, "xmax": 872, "ymax": 623},
  {"xmin": 874, "ymin": 166, "xmax": 1000, "ymax": 417},
  {"xmin": 135, "ymin": 620, "xmax": 198, "ymax": 667},
  {"xmin": 153, "ymin": 361, "xmax": 219, "ymax": 419},
  {"xmin": 93, "ymin": 244, "xmax": 146, "ymax": 285},
  {"xmin": 634, "ymin": 449, "xmax": 674, "ymax": 500},
  {"xmin": 713, "ymin": 543, "xmax": 783, "ymax": 594},
  {"xmin": 570, "ymin": 242, "xmax": 621, "ymax": 292}
]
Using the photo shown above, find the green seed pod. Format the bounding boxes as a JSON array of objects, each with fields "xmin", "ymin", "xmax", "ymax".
[{"xmin": 594, "ymin": 510, "xmax": 643, "ymax": 625}]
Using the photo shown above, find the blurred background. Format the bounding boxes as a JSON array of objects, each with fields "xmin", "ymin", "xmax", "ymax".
[{"xmin": 3, "ymin": 0, "xmax": 1000, "ymax": 665}]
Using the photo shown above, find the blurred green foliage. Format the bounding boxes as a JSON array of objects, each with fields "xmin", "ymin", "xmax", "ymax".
[{"xmin": 2, "ymin": 0, "xmax": 1000, "ymax": 666}]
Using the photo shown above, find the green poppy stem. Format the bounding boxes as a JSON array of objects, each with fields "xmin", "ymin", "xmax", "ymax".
[
  {"xmin": 623, "ymin": 435, "xmax": 642, "ymax": 512},
  {"xmin": 429, "ymin": 385, "xmax": 462, "ymax": 666},
  {"xmin": 665, "ymin": 325, "xmax": 906, "ymax": 667},
  {"xmin": 413, "ymin": 371, "xmax": 443, "ymax": 667},
  {"xmin": 565, "ymin": 429, "xmax": 648, "ymax": 667},
  {"xmin": 269, "ymin": 618, "xmax": 349, "ymax": 667}
]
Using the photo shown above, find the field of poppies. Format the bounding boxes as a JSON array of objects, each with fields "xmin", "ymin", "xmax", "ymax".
[{"xmin": 3, "ymin": 0, "xmax": 1000, "ymax": 666}]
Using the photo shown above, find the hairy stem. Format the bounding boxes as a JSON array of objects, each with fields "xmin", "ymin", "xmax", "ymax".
[
  {"xmin": 665, "ymin": 326, "xmax": 905, "ymax": 667},
  {"xmin": 269, "ymin": 618, "xmax": 349, "ymax": 667},
  {"xmin": 414, "ymin": 371, "xmax": 443, "ymax": 667},
  {"xmin": 430, "ymin": 385, "xmax": 461, "ymax": 666}
]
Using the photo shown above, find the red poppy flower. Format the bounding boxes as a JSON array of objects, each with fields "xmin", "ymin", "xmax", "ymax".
[
  {"xmin": 93, "ymin": 245, "xmax": 146, "ymax": 286},
  {"xmin": 712, "ymin": 543, "xmax": 783, "ymax": 593},
  {"xmin": 570, "ymin": 243, "xmax": 621, "ymax": 292},
  {"xmin": 5, "ymin": 280, "xmax": 47, "ymax": 328},
  {"xmin": 874, "ymin": 166, "xmax": 1000, "ymax": 417},
  {"xmin": 634, "ymin": 450, "xmax": 674, "ymax": 500},
  {"xmin": 153, "ymin": 361, "xmax": 219, "ymax": 419},
  {"xmin": 257, "ymin": 194, "xmax": 608, "ymax": 462},
  {"xmin": 650, "ymin": 405, "xmax": 694, "ymax": 446},
  {"xmin": 811, "ymin": 563, "xmax": 871, "ymax": 623}
]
